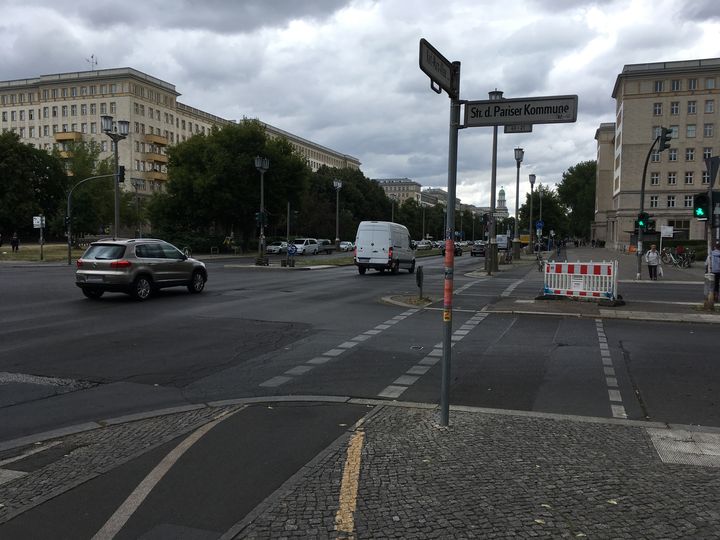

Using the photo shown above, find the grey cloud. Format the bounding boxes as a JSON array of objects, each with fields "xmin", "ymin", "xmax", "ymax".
[{"xmin": 678, "ymin": 0, "xmax": 720, "ymax": 22}]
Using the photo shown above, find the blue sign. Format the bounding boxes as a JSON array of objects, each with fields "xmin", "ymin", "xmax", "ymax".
[
  {"xmin": 535, "ymin": 220, "xmax": 544, "ymax": 229},
  {"xmin": 287, "ymin": 244, "xmax": 297, "ymax": 256}
]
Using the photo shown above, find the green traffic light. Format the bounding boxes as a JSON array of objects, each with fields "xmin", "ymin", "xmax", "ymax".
[{"xmin": 695, "ymin": 208, "xmax": 706, "ymax": 218}]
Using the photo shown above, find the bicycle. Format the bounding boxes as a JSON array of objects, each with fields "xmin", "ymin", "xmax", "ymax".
[{"xmin": 661, "ymin": 247, "xmax": 690, "ymax": 268}]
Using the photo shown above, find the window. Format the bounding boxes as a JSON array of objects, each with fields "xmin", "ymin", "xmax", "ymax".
[
  {"xmin": 688, "ymin": 101, "xmax": 696, "ymax": 114},
  {"xmin": 19, "ymin": 110, "xmax": 25, "ymax": 121},
  {"xmin": 671, "ymin": 80, "xmax": 681, "ymax": 91},
  {"xmin": 90, "ymin": 122, "xmax": 97, "ymax": 134},
  {"xmin": 652, "ymin": 125, "xmax": 662, "ymax": 138},
  {"xmin": 685, "ymin": 171, "xmax": 694, "ymax": 184},
  {"xmin": 110, "ymin": 102, "xmax": 116, "ymax": 114},
  {"xmin": 702, "ymin": 171, "xmax": 710, "ymax": 184},
  {"xmin": 71, "ymin": 123, "xmax": 77, "ymax": 131},
  {"xmin": 670, "ymin": 102, "xmax": 679, "ymax": 115},
  {"xmin": 1, "ymin": 111, "xmax": 6, "ymax": 122},
  {"xmin": 52, "ymin": 106, "xmax": 58, "ymax": 117},
  {"xmin": 705, "ymin": 100, "xmax": 715, "ymax": 114},
  {"xmin": 670, "ymin": 125, "xmax": 678, "ymax": 138},
  {"xmin": 668, "ymin": 172, "xmax": 677, "ymax": 184},
  {"xmin": 81, "ymin": 123, "xmax": 87, "ymax": 133},
  {"xmin": 90, "ymin": 103, "xmax": 96, "ymax": 115},
  {"xmin": 81, "ymin": 104, "xmax": 87, "ymax": 115},
  {"xmin": 43, "ymin": 107, "xmax": 49, "ymax": 118},
  {"xmin": 667, "ymin": 195, "xmax": 676, "ymax": 208},
  {"xmin": 650, "ymin": 172, "xmax": 660, "ymax": 185},
  {"xmin": 62, "ymin": 123, "xmax": 68, "ymax": 132},
  {"xmin": 109, "ymin": 84, "xmax": 117, "ymax": 93},
  {"xmin": 61, "ymin": 105, "xmax": 68, "ymax": 117},
  {"xmin": 71, "ymin": 87, "xmax": 77, "ymax": 97},
  {"xmin": 70, "ymin": 105, "xmax": 77, "ymax": 116},
  {"xmin": 654, "ymin": 80, "xmax": 664, "ymax": 92},
  {"xmin": 704, "ymin": 147, "xmax": 713, "ymax": 159},
  {"xmin": 650, "ymin": 195, "xmax": 658, "ymax": 208},
  {"xmin": 668, "ymin": 149, "xmax": 677, "ymax": 162},
  {"xmin": 80, "ymin": 86, "xmax": 87, "ymax": 96},
  {"xmin": 43, "ymin": 125, "xmax": 49, "ymax": 136},
  {"xmin": 100, "ymin": 85, "xmax": 107, "ymax": 94},
  {"xmin": 685, "ymin": 148, "xmax": 695, "ymax": 161},
  {"xmin": 101, "ymin": 141, "xmax": 107, "ymax": 152},
  {"xmin": 51, "ymin": 89, "xmax": 57, "ymax": 98},
  {"xmin": 43, "ymin": 89, "xmax": 49, "ymax": 99},
  {"xmin": 100, "ymin": 103, "xmax": 107, "ymax": 114},
  {"xmin": 61, "ymin": 88, "xmax": 68, "ymax": 98},
  {"xmin": 684, "ymin": 195, "xmax": 693, "ymax": 207},
  {"xmin": 29, "ymin": 109, "xmax": 34, "ymax": 120},
  {"xmin": 687, "ymin": 124, "xmax": 696, "ymax": 138},
  {"xmin": 706, "ymin": 78, "xmax": 716, "ymax": 90},
  {"xmin": 689, "ymin": 78, "xmax": 698, "ymax": 90},
  {"xmin": 89, "ymin": 85, "xmax": 96, "ymax": 95},
  {"xmin": 704, "ymin": 123, "xmax": 714, "ymax": 137},
  {"xmin": 134, "ymin": 122, "xmax": 140, "ymax": 133},
  {"xmin": 134, "ymin": 103, "xmax": 139, "ymax": 114}
]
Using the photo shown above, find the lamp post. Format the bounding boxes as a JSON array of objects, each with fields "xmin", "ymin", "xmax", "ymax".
[
  {"xmin": 390, "ymin": 194, "xmax": 397, "ymax": 222},
  {"xmin": 538, "ymin": 183, "xmax": 543, "ymax": 250},
  {"xmin": 333, "ymin": 179, "xmax": 343, "ymax": 248},
  {"xmin": 528, "ymin": 174, "xmax": 536, "ymax": 253},
  {"xmin": 488, "ymin": 89, "xmax": 503, "ymax": 274},
  {"xmin": 254, "ymin": 155, "xmax": 270, "ymax": 264},
  {"xmin": 513, "ymin": 147, "xmax": 524, "ymax": 259},
  {"xmin": 421, "ymin": 203, "xmax": 426, "ymax": 240},
  {"xmin": 101, "ymin": 115, "xmax": 129, "ymax": 239}
]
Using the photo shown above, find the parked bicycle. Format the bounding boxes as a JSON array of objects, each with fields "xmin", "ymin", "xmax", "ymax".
[{"xmin": 661, "ymin": 247, "xmax": 691, "ymax": 268}]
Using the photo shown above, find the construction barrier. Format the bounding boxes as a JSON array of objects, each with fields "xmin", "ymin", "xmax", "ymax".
[{"xmin": 543, "ymin": 261, "xmax": 618, "ymax": 301}]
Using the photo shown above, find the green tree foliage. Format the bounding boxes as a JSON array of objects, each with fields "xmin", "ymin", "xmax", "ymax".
[
  {"xmin": 556, "ymin": 160, "xmax": 596, "ymax": 239},
  {"xmin": 148, "ymin": 120, "xmax": 311, "ymax": 250},
  {"xmin": 0, "ymin": 132, "xmax": 66, "ymax": 240},
  {"xmin": 518, "ymin": 184, "xmax": 569, "ymax": 240}
]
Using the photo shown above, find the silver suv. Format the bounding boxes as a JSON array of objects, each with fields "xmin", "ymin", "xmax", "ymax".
[{"xmin": 75, "ymin": 239, "xmax": 207, "ymax": 300}]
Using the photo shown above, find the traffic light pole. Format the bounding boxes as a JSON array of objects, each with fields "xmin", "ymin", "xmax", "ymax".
[{"xmin": 636, "ymin": 136, "xmax": 660, "ymax": 280}]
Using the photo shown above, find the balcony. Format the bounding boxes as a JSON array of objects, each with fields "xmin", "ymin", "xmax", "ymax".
[
  {"xmin": 144, "ymin": 170, "xmax": 168, "ymax": 182},
  {"xmin": 144, "ymin": 133, "xmax": 168, "ymax": 146},
  {"xmin": 143, "ymin": 152, "xmax": 168, "ymax": 164},
  {"xmin": 54, "ymin": 131, "xmax": 83, "ymax": 142}
]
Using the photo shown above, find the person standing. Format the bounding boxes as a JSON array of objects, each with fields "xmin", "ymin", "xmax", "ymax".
[
  {"xmin": 710, "ymin": 242, "xmax": 720, "ymax": 302},
  {"xmin": 645, "ymin": 244, "xmax": 661, "ymax": 280},
  {"xmin": 10, "ymin": 232, "xmax": 19, "ymax": 253}
]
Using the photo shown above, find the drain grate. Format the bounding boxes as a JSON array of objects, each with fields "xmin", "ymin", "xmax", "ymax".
[{"xmin": 648, "ymin": 428, "xmax": 720, "ymax": 468}]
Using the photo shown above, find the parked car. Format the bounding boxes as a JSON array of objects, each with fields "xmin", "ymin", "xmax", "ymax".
[
  {"xmin": 471, "ymin": 241, "xmax": 486, "ymax": 257},
  {"xmin": 292, "ymin": 238, "xmax": 319, "ymax": 255},
  {"xmin": 266, "ymin": 241, "xmax": 288, "ymax": 254},
  {"xmin": 75, "ymin": 238, "xmax": 207, "ymax": 301},
  {"xmin": 317, "ymin": 239, "xmax": 334, "ymax": 254},
  {"xmin": 415, "ymin": 240, "xmax": 433, "ymax": 250},
  {"xmin": 339, "ymin": 241, "xmax": 354, "ymax": 252},
  {"xmin": 354, "ymin": 221, "xmax": 415, "ymax": 275},
  {"xmin": 440, "ymin": 242, "xmax": 463, "ymax": 256}
]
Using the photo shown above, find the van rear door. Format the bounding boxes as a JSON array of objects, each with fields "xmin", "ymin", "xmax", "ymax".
[{"xmin": 356, "ymin": 223, "xmax": 388, "ymax": 262}]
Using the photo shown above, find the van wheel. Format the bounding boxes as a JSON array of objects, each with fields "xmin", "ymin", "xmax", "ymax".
[
  {"xmin": 408, "ymin": 261, "xmax": 415, "ymax": 274},
  {"xmin": 358, "ymin": 266, "xmax": 366, "ymax": 275}
]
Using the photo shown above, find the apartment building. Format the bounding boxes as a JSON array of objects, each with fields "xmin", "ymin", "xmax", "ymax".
[
  {"xmin": 375, "ymin": 178, "xmax": 422, "ymax": 204},
  {"xmin": 596, "ymin": 58, "xmax": 719, "ymax": 247},
  {"xmin": 0, "ymin": 67, "xmax": 360, "ymax": 198}
]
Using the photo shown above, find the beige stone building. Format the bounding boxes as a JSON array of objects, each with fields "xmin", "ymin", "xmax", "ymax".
[
  {"xmin": 595, "ymin": 58, "xmax": 719, "ymax": 248},
  {"xmin": 375, "ymin": 178, "xmax": 422, "ymax": 204},
  {"xmin": 0, "ymin": 67, "xmax": 360, "ymax": 199}
]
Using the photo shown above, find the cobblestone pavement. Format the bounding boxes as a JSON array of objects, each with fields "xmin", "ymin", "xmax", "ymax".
[
  {"xmin": 0, "ymin": 405, "xmax": 239, "ymax": 525},
  {"xmin": 231, "ymin": 406, "xmax": 720, "ymax": 539}
]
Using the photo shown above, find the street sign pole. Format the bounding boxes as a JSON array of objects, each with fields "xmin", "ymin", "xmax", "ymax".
[{"xmin": 420, "ymin": 38, "xmax": 459, "ymax": 427}]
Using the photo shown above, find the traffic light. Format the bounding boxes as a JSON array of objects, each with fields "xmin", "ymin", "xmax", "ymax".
[
  {"xmin": 693, "ymin": 193, "xmax": 710, "ymax": 220},
  {"xmin": 255, "ymin": 212, "xmax": 261, "ymax": 225},
  {"xmin": 637, "ymin": 211, "xmax": 649, "ymax": 229},
  {"xmin": 64, "ymin": 215, "xmax": 70, "ymax": 228},
  {"xmin": 646, "ymin": 219, "xmax": 656, "ymax": 233},
  {"xmin": 117, "ymin": 165, "xmax": 125, "ymax": 183},
  {"xmin": 658, "ymin": 127, "xmax": 672, "ymax": 152}
]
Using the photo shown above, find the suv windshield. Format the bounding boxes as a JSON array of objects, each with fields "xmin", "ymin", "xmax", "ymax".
[{"xmin": 82, "ymin": 244, "xmax": 126, "ymax": 260}]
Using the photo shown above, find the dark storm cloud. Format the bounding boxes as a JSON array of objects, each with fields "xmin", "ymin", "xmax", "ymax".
[{"xmin": 679, "ymin": 0, "xmax": 720, "ymax": 22}]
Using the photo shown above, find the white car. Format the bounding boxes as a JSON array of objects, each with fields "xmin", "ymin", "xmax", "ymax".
[
  {"xmin": 292, "ymin": 238, "xmax": 319, "ymax": 255},
  {"xmin": 266, "ymin": 241, "xmax": 287, "ymax": 254},
  {"xmin": 415, "ymin": 240, "xmax": 433, "ymax": 250},
  {"xmin": 339, "ymin": 241, "xmax": 354, "ymax": 252}
]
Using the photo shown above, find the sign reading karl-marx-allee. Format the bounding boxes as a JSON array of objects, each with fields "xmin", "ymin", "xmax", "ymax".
[{"xmin": 464, "ymin": 95, "xmax": 578, "ymax": 127}]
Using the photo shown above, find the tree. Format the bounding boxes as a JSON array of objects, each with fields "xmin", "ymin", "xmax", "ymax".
[
  {"xmin": 518, "ymin": 184, "xmax": 569, "ymax": 241},
  {"xmin": 0, "ymin": 132, "xmax": 67, "ymax": 240},
  {"xmin": 556, "ymin": 160, "xmax": 596, "ymax": 239}
]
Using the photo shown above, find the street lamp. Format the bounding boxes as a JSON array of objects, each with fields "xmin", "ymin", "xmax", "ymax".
[
  {"xmin": 254, "ymin": 155, "xmax": 270, "ymax": 264},
  {"xmin": 528, "ymin": 173, "xmax": 536, "ymax": 253},
  {"xmin": 101, "ymin": 115, "xmax": 129, "ymax": 239},
  {"xmin": 390, "ymin": 194, "xmax": 397, "ymax": 222},
  {"xmin": 513, "ymin": 147, "xmax": 524, "ymax": 259},
  {"xmin": 333, "ymin": 179, "xmax": 343, "ymax": 248}
]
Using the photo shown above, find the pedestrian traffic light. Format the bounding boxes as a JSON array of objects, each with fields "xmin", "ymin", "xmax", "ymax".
[
  {"xmin": 693, "ymin": 193, "xmax": 710, "ymax": 220},
  {"xmin": 637, "ymin": 211, "xmax": 649, "ymax": 229},
  {"xmin": 117, "ymin": 165, "xmax": 125, "ymax": 183},
  {"xmin": 646, "ymin": 219, "xmax": 656, "ymax": 232},
  {"xmin": 658, "ymin": 127, "xmax": 672, "ymax": 152}
]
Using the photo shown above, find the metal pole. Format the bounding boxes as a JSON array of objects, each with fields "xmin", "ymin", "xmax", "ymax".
[
  {"xmin": 113, "ymin": 142, "xmax": 119, "ymax": 239},
  {"xmin": 335, "ymin": 187, "xmax": 340, "ymax": 246},
  {"xmin": 259, "ymin": 170, "xmax": 265, "ymax": 259},
  {"xmin": 513, "ymin": 160, "xmax": 521, "ymax": 259},
  {"xmin": 488, "ymin": 90, "xmax": 503, "ymax": 274},
  {"xmin": 529, "ymin": 181, "xmax": 534, "ymax": 253},
  {"xmin": 66, "ymin": 173, "xmax": 115, "ymax": 265},
  {"xmin": 636, "ymin": 137, "xmax": 660, "ymax": 279},
  {"xmin": 422, "ymin": 204, "xmax": 426, "ymax": 240},
  {"xmin": 440, "ymin": 60, "xmax": 461, "ymax": 428}
]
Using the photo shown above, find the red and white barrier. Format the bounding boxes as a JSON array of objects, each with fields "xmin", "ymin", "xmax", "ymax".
[{"xmin": 543, "ymin": 261, "xmax": 618, "ymax": 300}]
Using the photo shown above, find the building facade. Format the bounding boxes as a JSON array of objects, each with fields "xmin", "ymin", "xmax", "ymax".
[
  {"xmin": 596, "ymin": 58, "xmax": 720, "ymax": 248},
  {"xmin": 374, "ymin": 178, "xmax": 422, "ymax": 204},
  {"xmin": 0, "ymin": 67, "xmax": 360, "ymax": 199}
]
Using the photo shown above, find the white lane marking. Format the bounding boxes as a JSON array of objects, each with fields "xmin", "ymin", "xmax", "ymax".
[
  {"xmin": 307, "ymin": 357, "xmax": 331, "ymax": 365},
  {"xmin": 285, "ymin": 366, "xmax": 314, "ymax": 376},
  {"xmin": 364, "ymin": 330, "xmax": 381, "ymax": 335},
  {"xmin": 375, "ymin": 324, "xmax": 391, "ymax": 330},
  {"xmin": 606, "ymin": 377, "xmax": 618, "ymax": 388},
  {"xmin": 378, "ymin": 385, "xmax": 407, "ymax": 399},
  {"xmin": 602, "ymin": 357, "xmax": 613, "ymax": 367},
  {"xmin": 454, "ymin": 330, "xmax": 470, "ymax": 336},
  {"xmin": 419, "ymin": 357, "xmax": 440, "ymax": 366},
  {"xmin": 608, "ymin": 389, "xmax": 622, "ymax": 402},
  {"xmin": 351, "ymin": 334, "xmax": 371, "ymax": 342},
  {"xmin": 407, "ymin": 365, "xmax": 431, "ymax": 375},
  {"xmin": 92, "ymin": 410, "xmax": 239, "ymax": 540},
  {"xmin": 604, "ymin": 367, "xmax": 616, "ymax": 377},
  {"xmin": 596, "ymin": 320, "xmax": 629, "ymax": 419},
  {"xmin": 338, "ymin": 342, "xmax": 358, "ymax": 349},
  {"xmin": 611, "ymin": 405, "xmax": 628, "ymax": 418},
  {"xmin": 323, "ymin": 349, "xmax": 345, "ymax": 357},
  {"xmin": 500, "ymin": 279, "xmax": 523, "ymax": 298},
  {"xmin": 259, "ymin": 375, "xmax": 293, "ymax": 387},
  {"xmin": 384, "ymin": 320, "xmax": 399, "ymax": 325},
  {"xmin": 393, "ymin": 375, "xmax": 420, "ymax": 386}
]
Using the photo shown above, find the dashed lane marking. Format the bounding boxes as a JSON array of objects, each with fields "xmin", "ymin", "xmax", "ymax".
[{"xmin": 596, "ymin": 319, "xmax": 627, "ymax": 419}]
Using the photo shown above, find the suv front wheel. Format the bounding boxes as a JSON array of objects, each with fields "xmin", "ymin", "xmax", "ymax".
[
  {"xmin": 131, "ymin": 275, "xmax": 153, "ymax": 301},
  {"xmin": 188, "ymin": 271, "xmax": 206, "ymax": 293}
]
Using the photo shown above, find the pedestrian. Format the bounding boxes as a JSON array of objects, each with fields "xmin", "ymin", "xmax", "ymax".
[
  {"xmin": 645, "ymin": 244, "xmax": 661, "ymax": 280},
  {"xmin": 709, "ymin": 242, "xmax": 720, "ymax": 302},
  {"xmin": 10, "ymin": 232, "xmax": 19, "ymax": 253}
]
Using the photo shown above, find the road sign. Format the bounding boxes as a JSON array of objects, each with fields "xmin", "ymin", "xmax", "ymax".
[
  {"xmin": 504, "ymin": 124, "xmax": 533, "ymax": 134},
  {"xmin": 661, "ymin": 225, "xmax": 674, "ymax": 238},
  {"xmin": 419, "ymin": 38, "xmax": 458, "ymax": 98},
  {"xmin": 535, "ymin": 220, "xmax": 544, "ymax": 229},
  {"xmin": 464, "ymin": 95, "xmax": 578, "ymax": 127},
  {"xmin": 32, "ymin": 216, "xmax": 45, "ymax": 228},
  {"xmin": 287, "ymin": 244, "xmax": 297, "ymax": 256}
]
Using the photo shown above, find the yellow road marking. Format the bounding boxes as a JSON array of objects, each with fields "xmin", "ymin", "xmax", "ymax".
[{"xmin": 334, "ymin": 429, "xmax": 365, "ymax": 537}]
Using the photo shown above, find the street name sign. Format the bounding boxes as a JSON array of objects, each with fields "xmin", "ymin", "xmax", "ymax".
[
  {"xmin": 419, "ymin": 38, "xmax": 457, "ymax": 98},
  {"xmin": 464, "ymin": 95, "xmax": 578, "ymax": 127}
]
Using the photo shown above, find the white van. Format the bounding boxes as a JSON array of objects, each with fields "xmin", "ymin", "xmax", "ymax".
[{"xmin": 354, "ymin": 221, "xmax": 416, "ymax": 275}]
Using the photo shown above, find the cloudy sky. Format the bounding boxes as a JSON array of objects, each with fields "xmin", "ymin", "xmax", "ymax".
[{"xmin": 2, "ymin": 0, "xmax": 719, "ymax": 211}]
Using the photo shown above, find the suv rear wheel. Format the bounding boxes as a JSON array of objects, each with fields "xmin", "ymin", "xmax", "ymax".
[
  {"xmin": 131, "ymin": 275, "xmax": 153, "ymax": 301},
  {"xmin": 82, "ymin": 288, "xmax": 104, "ymax": 299}
]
